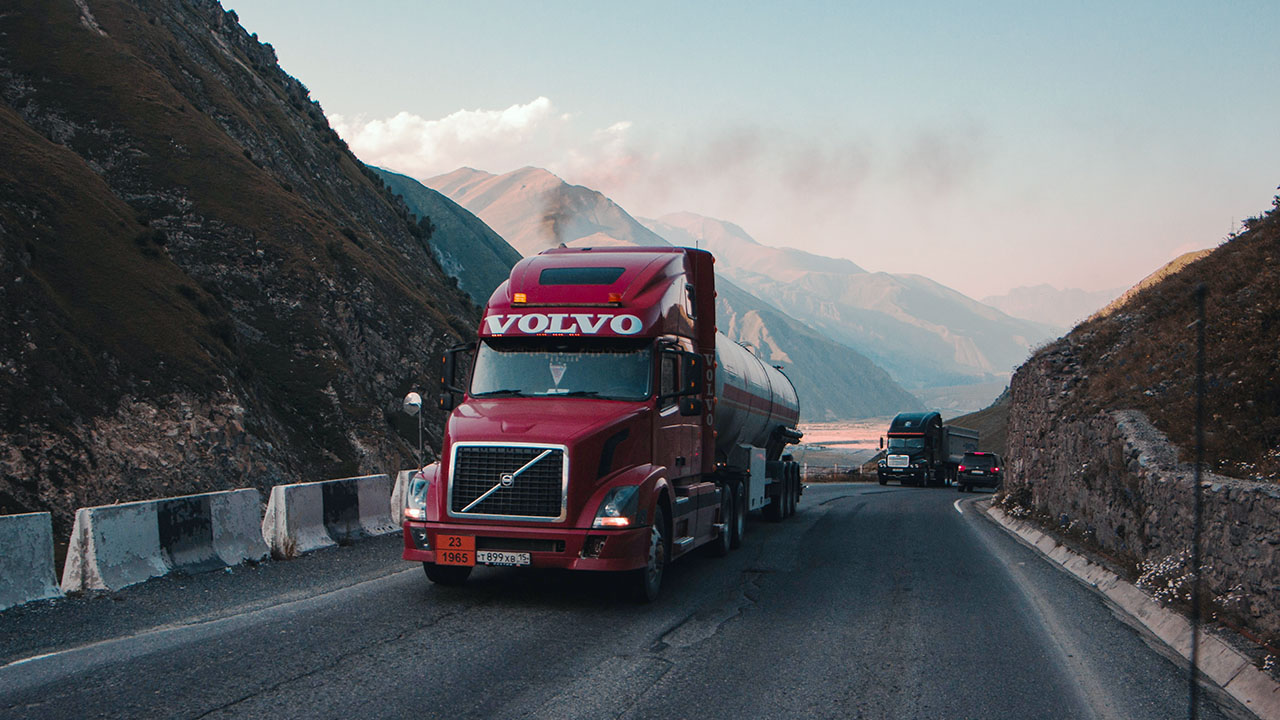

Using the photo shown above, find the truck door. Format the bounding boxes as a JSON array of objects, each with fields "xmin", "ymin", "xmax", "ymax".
[{"xmin": 656, "ymin": 349, "xmax": 700, "ymax": 481}]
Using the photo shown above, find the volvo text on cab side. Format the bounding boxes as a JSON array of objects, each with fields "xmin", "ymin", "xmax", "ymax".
[{"xmin": 401, "ymin": 247, "xmax": 804, "ymax": 601}]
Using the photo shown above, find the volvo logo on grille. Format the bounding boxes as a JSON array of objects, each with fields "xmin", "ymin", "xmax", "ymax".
[{"xmin": 500, "ymin": 473, "xmax": 515, "ymax": 487}]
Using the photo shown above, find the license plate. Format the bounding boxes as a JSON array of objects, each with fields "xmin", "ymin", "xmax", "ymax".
[
  {"xmin": 972, "ymin": 470, "xmax": 985, "ymax": 475},
  {"xmin": 436, "ymin": 534, "xmax": 475, "ymax": 566},
  {"xmin": 477, "ymin": 550, "xmax": 531, "ymax": 567}
]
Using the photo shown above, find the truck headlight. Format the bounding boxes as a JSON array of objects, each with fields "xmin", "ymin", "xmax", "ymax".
[
  {"xmin": 404, "ymin": 471, "xmax": 430, "ymax": 522},
  {"xmin": 593, "ymin": 486, "xmax": 640, "ymax": 529}
]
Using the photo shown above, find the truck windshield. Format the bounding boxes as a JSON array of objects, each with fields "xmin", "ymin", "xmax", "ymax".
[
  {"xmin": 470, "ymin": 338, "xmax": 652, "ymax": 400},
  {"xmin": 888, "ymin": 437, "xmax": 924, "ymax": 451}
]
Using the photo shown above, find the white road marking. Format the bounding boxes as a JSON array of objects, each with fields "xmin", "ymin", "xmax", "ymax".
[{"xmin": 954, "ymin": 499, "xmax": 964, "ymax": 515}]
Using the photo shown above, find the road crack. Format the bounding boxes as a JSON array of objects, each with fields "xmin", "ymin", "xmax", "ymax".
[
  {"xmin": 651, "ymin": 571, "xmax": 763, "ymax": 653},
  {"xmin": 188, "ymin": 606, "xmax": 468, "ymax": 719}
]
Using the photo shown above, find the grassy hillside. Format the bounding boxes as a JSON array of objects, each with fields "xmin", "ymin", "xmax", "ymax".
[
  {"xmin": 717, "ymin": 280, "xmax": 924, "ymax": 420},
  {"xmin": 375, "ymin": 167, "xmax": 521, "ymax": 304},
  {"xmin": 950, "ymin": 388, "xmax": 1010, "ymax": 456},
  {"xmin": 0, "ymin": 0, "xmax": 476, "ymax": 531},
  {"xmin": 1047, "ymin": 191, "xmax": 1280, "ymax": 481}
]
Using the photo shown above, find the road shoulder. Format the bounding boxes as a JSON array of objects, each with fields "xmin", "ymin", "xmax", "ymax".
[{"xmin": 980, "ymin": 501, "xmax": 1280, "ymax": 720}]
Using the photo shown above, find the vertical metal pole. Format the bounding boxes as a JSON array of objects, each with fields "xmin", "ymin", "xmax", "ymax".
[
  {"xmin": 417, "ymin": 410, "xmax": 425, "ymax": 469},
  {"xmin": 1188, "ymin": 283, "xmax": 1207, "ymax": 719}
]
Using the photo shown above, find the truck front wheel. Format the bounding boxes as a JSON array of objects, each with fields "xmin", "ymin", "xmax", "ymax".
[
  {"xmin": 424, "ymin": 563, "xmax": 472, "ymax": 586},
  {"xmin": 631, "ymin": 506, "xmax": 668, "ymax": 603}
]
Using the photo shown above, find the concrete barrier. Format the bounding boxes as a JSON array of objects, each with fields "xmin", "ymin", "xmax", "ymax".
[
  {"xmin": 0, "ymin": 512, "xmax": 63, "ymax": 611},
  {"xmin": 262, "ymin": 474, "xmax": 396, "ymax": 559},
  {"xmin": 61, "ymin": 489, "xmax": 269, "ymax": 593}
]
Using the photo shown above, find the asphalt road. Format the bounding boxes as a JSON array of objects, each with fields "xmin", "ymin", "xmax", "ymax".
[{"xmin": 0, "ymin": 484, "xmax": 1251, "ymax": 719}]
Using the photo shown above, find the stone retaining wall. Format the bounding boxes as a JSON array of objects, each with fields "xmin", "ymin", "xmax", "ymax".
[{"xmin": 1007, "ymin": 349, "xmax": 1280, "ymax": 642}]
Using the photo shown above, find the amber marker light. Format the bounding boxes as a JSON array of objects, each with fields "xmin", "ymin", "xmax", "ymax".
[
  {"xmin": 595, "ymin": 517, "xmax": 631, "ymax": 528},
  {"xmin": 513, "ymin": 292, "xmax": 527, "ymax": 303},
  {"xmin": 608, "ymin": 292, "xmax": 622, "ymax": 303}
]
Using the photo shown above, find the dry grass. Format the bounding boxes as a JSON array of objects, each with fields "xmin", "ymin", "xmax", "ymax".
[
  {"xmin": 950, "ymin": 388, "xmax": 1010, "ymax": 456},
  {"xmin": 1050, "ymin": 191, "xmax": 1280, "ymax": 481}
]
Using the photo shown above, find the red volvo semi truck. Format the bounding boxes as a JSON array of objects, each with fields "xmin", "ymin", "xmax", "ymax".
[{"xmin": 401, "ymin": 246, "xmax": 803, "ymax": 601}]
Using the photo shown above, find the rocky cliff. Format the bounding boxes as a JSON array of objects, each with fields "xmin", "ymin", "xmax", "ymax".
[
  {"xmin": 0, "ymin": 0, "xmax": 476, "ymax": 535},
  {"xmin": 1004, "ymin": 193, "xmax": 1280, "ymax": 643}
]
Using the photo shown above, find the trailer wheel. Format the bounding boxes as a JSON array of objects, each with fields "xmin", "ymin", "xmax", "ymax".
[
  {"xmin": 763, "ymin": 482, "xmax": 784, "ymax": 522},
  {"xmin": 791, "ymin": 462, "xmax": 802, "ymax": 512},
  {"xmin": 709, "ymin": 485, "xmax": 733, "ymax": 557},
  {"xmin": 424, "ymin": 563, "xmax": 472, "ymax": 586},
  {"xmin": 730, "ymin": 480, "xmax": 747, "ymax": 549},
  {"xmin": 783, "ymin": 466, "xmax": 793, "ymax": 515},
  {"xmin": 631, "ymin": 506, "xmax": 668, "ymax": 603}
]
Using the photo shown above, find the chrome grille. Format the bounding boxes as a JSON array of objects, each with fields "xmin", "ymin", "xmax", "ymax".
[{"xmin": 449, "ymin": 444, "xmax": 566, "ymax": 520}]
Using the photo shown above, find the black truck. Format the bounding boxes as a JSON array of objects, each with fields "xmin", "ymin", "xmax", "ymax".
[{"xmin": 877, "ymin": 412, "xmax": 979, "ymax": 487}]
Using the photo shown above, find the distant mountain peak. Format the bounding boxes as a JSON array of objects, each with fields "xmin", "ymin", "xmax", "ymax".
[{"xmin": 424, "ymin": 165, "xmax": 667, "ymax": 255}]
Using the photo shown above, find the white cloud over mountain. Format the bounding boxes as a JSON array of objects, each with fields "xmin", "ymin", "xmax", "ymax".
[
  {"xmin": 329, "ymin": 97, "xmax": 575, "ymax": 180},
  {"xmin": 329, "ymin": 98, "xmax": 987, "ymax": 268}
]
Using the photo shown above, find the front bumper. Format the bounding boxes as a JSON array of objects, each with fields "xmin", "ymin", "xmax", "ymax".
[
  {"xmin": 878, "ymin": 467, "xmax": 926, "ymax": 482},
  {"xmin": 402, "ymin": 520, "xmax": 651, "ymax": 572}
]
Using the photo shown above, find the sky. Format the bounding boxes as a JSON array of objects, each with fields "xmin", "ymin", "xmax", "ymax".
[{"xmin": 226, "ymin": 1, "xmax": 1280, "ymax": 299}]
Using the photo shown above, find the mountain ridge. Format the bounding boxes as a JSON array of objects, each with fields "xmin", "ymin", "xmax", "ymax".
[
  {"xmin": 420, "ymin": 166, "xmax": 922, "ymax": 419},
  {"xmin": 645, "ymin": 211, "xmax": 1060, "ymax": 395},
  {"xmin": 374, "ymin": 166, "xmax": 521, "ymax": 303}
]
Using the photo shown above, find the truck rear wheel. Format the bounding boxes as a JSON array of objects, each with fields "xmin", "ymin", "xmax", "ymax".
[
  {"xmin": 709, "ymin": 485, "xmax": 733, "ymax": 557},
  {"xmin": 778, "ymin": 466, "xmax": 788, "ymax": 515},
  {"xmin": 763, "ymin": 486, "xmax": 784, "ymax": 522},
  {"xmin": 631, "ymin": 506, "xmax": 668, "ymax": 603},
  {"xmin": 423, "ymin": 563, "xmax": 472, "ymax": 586},
  {"xmin": 730, "ymin": 480, "xmax": 746, "ymax": 549},
  {"xmin": 789, "ymin": 462, "xmax": 802, "ymax": 515}
]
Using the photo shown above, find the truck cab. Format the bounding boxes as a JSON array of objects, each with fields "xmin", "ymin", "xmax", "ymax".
[
  {"xmin": 401, "ymin": 247, "xmax": 802, "ymax": 601},
  {"xmin": 876, "ymin": 412, "xmax": 978, "ymax": 487}
]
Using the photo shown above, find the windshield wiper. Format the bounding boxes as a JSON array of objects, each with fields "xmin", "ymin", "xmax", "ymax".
[
  {"xmin": 559, "ymin": 390, "xmax": 602, "ymax": 397},
  {"xmin": 473, "ymin": 389, "xmax": 526, "ymax": 397}
]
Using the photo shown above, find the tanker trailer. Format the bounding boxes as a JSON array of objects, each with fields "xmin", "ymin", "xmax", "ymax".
[
  {"xmin": 713, "ymin": 334, "xmax": 803, "ymax": 522},
  {"xmin": 401, "ymin": 245, "xmax": 803, "ymax": 601}
]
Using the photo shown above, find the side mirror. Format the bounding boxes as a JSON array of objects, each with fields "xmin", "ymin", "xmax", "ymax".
[
  {"xmin": 682, "ymin": 353, "xmax": 705, "ymax": 395},
  {"xmin": 439, "ymin": 342, "xmax": 474, "ymax": 410},
  {"xmin": 679, "ymin": 396, "xmax": 703, "ymax": 417}
]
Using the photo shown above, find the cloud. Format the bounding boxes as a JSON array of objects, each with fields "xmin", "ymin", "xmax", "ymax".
[{"xmin": 329, "ymin": 97, "xmax": 567, "ymax": 179}]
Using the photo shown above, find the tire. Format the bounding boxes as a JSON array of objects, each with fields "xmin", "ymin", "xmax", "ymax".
[
  {"xmin": 709, "ymin": 485, "xmax": 732, "ymax": 557},
  {"xmin": 630, "ymin": 506, "xmax": 668, "ymax": 603},
  {"xmin": 730, "ymin": 480, "xmax": 747, "ymax": 549},
  {"xmin": 878, "ymin": 475, "xmax": 887, "ymax": 486},
  {"xmin": 423, "ymin": 563, "xmax": 472, "ymax": 586},
  {"xmin": 763, "ymin": 483, "xmax": 784, "ymax": 522},
  {"xmin": 785, "ymin": 466, "xmax": 797, "ymax": 518},
  {"xmin": 790, "ymin": 463, "xmax": 802, "ymax": 512}
]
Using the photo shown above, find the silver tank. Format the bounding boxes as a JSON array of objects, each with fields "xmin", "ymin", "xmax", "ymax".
[{"xmin": 713, "ymin": 332, "xmax": 800, "ymax": 454}]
